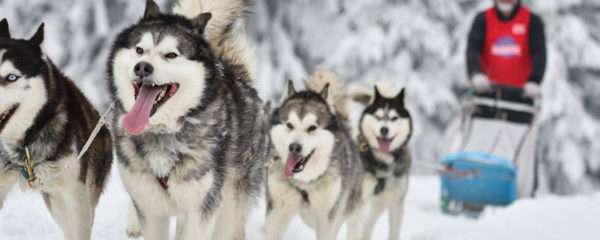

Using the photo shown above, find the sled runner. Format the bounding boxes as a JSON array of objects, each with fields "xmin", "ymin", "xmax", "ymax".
[{"xmin": 440, "ymin": 85, "xmax": 539, "ymax": 214}]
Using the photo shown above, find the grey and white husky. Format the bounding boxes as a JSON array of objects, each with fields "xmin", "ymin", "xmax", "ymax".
[
  {"xmin": 266, "ymin": 70, "xmax": 364, "ymax": 240},
  {"xmin": 0, "ymin": 19, "xmax": 112, "ymax": 239},
  {"xmin": 353, "ymin": 84, "xmax": 412, "ymax": 240},
  {"xmin": 106, "ymin": 0, "xmax": 268, "ymax": 239}
]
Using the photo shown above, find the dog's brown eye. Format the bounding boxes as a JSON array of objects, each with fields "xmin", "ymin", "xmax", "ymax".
[
  {"xmin": 307, "ymin": 125, "xmax": 317, "ymax": 132},
  {"xmin": 136, "ymin": 47, "xmax": 144, "ymax": 54},
  {"xmin": 165, "ymin": 53, "xmax": 178, "ymax": 59},
  {"xmin": 391, "ymin": 117, "xmax": 398, "ymax": 121},
  {"xmin": 286, "ymin": 122, "xmax": 294, "ymax": 130}
]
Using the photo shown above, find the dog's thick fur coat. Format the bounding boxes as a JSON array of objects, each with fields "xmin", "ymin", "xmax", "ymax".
[
  {"xmin": 0, "ymin": 19, "xmax": 112, "ymax": 240},
  {"xmin": 106, "ymin": 0, "xmax": 268, "ymax": 239},
  {"xmin": 266, "ymin": 70, "xmax": 364, "ymax": 240},
  {"xmin": 354, "ymin": 83, "xmax": 412, "ymax": 240}
]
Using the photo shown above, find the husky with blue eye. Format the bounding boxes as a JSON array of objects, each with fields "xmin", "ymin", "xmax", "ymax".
[
  {"xmin": 353, "ymin": 83, "xmax": 412, "ymax": 240},
  {"xmin": 0, "ymin": 19, "xmax": 112, "ymax": 240},
  {"xmin": 266, "ymin": 70, "xmax": 364, "ymax": 240},
  {"xmin": 106, "ymin": 0, "xmax": 268, "ymax": 239}
]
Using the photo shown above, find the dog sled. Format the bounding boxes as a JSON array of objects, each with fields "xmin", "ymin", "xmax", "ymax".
[{"xmin": 439, "ymin": 85, "xmax": 539, "ymax": 215}]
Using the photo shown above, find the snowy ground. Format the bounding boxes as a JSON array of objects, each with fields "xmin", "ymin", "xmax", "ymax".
[{"xmin": 0, "ymin": 166, "xmax": 598, "ymax": 239}]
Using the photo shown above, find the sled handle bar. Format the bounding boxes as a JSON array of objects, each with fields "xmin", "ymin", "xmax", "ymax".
[{"xmin": 489, "ymin": 84, "xmax": 524, "ymax": 95}]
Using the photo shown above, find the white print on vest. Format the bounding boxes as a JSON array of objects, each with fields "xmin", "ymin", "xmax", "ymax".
[{"xmin": 512, "ymin": 23, "xmax": 526, "ymax": 35}]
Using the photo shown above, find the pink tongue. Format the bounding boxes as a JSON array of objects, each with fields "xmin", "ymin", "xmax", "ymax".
[
  {"xmin": 123, "ymin": 85, "xmax": 163, "ymax": 135},
  {"xmin": 379, "ymin": 139, "xmax": 391, "ymax": 153},
  {"xmin": 284, "ymin": 156, "xmax": 303, "ymax": 179}
]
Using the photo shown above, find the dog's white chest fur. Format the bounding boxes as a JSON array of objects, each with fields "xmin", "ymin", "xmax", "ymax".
[{"xmin": 373, "ymin": 150, "xmax": 394, "ymax": 164}]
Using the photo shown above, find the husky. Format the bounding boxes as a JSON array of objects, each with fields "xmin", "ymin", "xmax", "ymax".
[
  {"xmin": 106, "ymin": 0, "xmax": 268, "ymax": 239},
  {"xmin": 352, "ymin": 83, "xmax": 412, "ymax": 240},
  {"xmin": 266, "ymin": 70, "xmax": 363, "ymax": 240},
  {"xmin": 0, "ymin": 19, "xmax": 112, "ymax": 239}
]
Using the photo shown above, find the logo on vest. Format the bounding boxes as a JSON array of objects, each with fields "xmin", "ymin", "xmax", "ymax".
[
  {"xmin": 512, "ymin": 23, "xmax": 526, "ymax": 35},
  {"xmin": 491, "ymin": 36, "xmax": 521, "ymax": 58}
]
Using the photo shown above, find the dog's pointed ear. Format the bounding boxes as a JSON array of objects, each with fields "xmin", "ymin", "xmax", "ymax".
[
  {"xmin": 280, "ymin": 79, "xmax": 296, "ymax": 103},
  {"xmin": 0, "ymin": 19, "xmax": 10, "ymax": 38},
  {"xmin": 319, "ymin": 83, "xmax": 330, "ymax": 100},
  {"xmin": 193, "ymin": 12, "xmax": 212, "ymax": 34},
  {"xmin": 287, "ymin": 80, "xmax": 296, "ymax": 98},
  {"xmin": 29, "ymin": 23, "xmax": 44, "ymax": 46},
  {"xmin": 143, "ymin": 0, "xmax": 162, "ymax": 19},
  {"xmin": 395, "ymin": 88, "xmax": 406, "ymax": 105},
  {"xmin": 263, "ymin": 101, "xmax": 272, "ymax": 114}
]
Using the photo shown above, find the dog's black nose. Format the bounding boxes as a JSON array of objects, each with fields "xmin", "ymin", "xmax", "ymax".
[
  {"xmin": 289, "ymin": 143, "xmax": 302, "ymax": 155},
  {"xmin": 380, "ymin": 127, "xmax": 389, "ymax": 136},
  {"xmin": 134, "ymin": 61, "xmax": 154, "ymax": 78}
]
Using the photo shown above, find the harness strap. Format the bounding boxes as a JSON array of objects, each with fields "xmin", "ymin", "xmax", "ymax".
[
  {"xmin": 22, "ymin": 146, "xmax": 40, "ymax": 188},
  {"xmin": 157, "ymin": 176, "xmax": 170, "ymax": 189},
  {"xmin": 374, "ymin": 178, "xmax": 386, "ymax": 195},
  {"xmin": 156, "ymin": 153, "xmax": 183, "ymax": 190},
  {"xmin": 296, "ymin": 187, "xmax": 310, "ymax": 204},
  {"xmin": 29, "ymin": 101, "xmax": 115, "ymax": 189},
  {"xmin": 20, "ymin": 163, "xmax": 41, "ymax": 180}
]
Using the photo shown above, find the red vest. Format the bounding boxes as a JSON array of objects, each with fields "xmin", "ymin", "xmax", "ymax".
[{"xmin": 481, "ymin": 7, "xmax": 532, "ymax": 87}]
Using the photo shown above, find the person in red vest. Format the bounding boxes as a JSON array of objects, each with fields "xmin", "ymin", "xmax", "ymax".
[
  {"xmin": 467, "ymin": 0, "xmax": 546, "ymax": 97},
  {"xmin": 464, "ymin": 0, "xmax": 547, "ymax": 199}
]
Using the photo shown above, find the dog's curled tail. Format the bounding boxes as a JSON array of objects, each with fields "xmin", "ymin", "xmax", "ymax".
[
  {"xmin": 173, "ymin": 0, "xmax": 256, "ymax": 85},
  {"xmin": 304, "ymin": 70, "xmax": 351, "ymax": 120},
  {"xmin": 349, "ymin": 81, "xmax": 400, "ymax": 106},
  {"xmin": 348, "ymin": 85, "xmax": 373, "ymax": 106}
]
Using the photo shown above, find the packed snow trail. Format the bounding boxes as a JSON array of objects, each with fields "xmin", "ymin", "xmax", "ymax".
[{"xmin": 0, "ymin": 166, "xmax": 598, "ymax": 239}]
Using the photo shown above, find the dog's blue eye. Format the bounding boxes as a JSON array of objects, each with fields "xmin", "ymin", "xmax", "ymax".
[{"xmin": 6, "ymin": 74, "xmax": 19, "ymax": 82}]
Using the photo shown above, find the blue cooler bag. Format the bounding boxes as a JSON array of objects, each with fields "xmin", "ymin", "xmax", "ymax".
[{"xmin": 440, "ymin": 152, "xmax": 517, "ymax": 206}]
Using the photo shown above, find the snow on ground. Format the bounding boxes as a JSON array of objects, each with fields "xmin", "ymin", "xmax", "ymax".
[
  {"xmin": 0, "ymin": 167, "xmax": 598, "ymax": 239},
  {"xmin": 414, "ymin": 193, "xmax": 600, "ymax": 240}
]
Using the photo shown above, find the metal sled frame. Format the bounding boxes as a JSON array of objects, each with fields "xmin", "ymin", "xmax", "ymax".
[{"xmin": 440, "ymin": 85, "xmax": 540, "ymax": 214}]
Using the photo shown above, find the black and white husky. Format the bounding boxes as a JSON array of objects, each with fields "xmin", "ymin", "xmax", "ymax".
[
  {"xmin": 106, "ymin": 0, "xmax": 268, "ymax": 239},
  {"xmin": 353, "ymin": 83, "xmax": 412, "ymax": 240},
  {"xmin": 0, "ymin": 19, "xmax": 113, "ymax": 239},
  {"xmin": 266, "ymin": 70, "xmax": 364, "ymax": 240}
]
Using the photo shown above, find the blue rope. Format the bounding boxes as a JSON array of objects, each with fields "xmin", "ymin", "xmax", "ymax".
[{"xmin": 21, "ymin": 162, "xmax": 41, "ymax": 180}]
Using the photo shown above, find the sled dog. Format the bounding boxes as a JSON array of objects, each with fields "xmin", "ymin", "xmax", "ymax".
[
  {"xmin": 266, "ymin": 70, "xmax": 363, "ymax": 240},
  {"xmin": 106, "ymin": 0, "xmax": 268, "ymax": 239},
  {"xmin": 0, "ymin": 19, "xmax": 112, "ymax": 240},
  {"xmin": 353, "ymin": 83, "xmax": 412, "ymax": 240}
]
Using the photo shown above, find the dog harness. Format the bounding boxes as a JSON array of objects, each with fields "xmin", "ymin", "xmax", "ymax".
[
  {"xmin": 295, "ymin": 187, "xmax": 310, "ymax": 204},
  {"xmin": 12, "ymin": 101, "xmax": 116, "ymax": 189},
  {"xmin": 357, "ymin": 133, "xmax": 409, "ymax": 196},
  {"xmin": 156, "ymin": 153, "xmax": 183, "ymax": 190},
  {"xmin": 18, "ymin": 146, "xmax": 40, "ymax": 189}
]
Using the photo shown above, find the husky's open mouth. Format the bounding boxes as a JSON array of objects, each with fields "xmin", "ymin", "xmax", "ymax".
[
  {"xmin": 0, "ymin": 104, "xmax": 19, "ymax": 134},
  {"xmin": 123, "ymin": 82, "xmax": 179, "ymax": 135},
  {"xmin": 377, "ymin": 137, "xmax": 394, "ymax": 153},
  {"xmin": 284, "ymin": 149, "xmax": 315, "ymax": 179}
]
